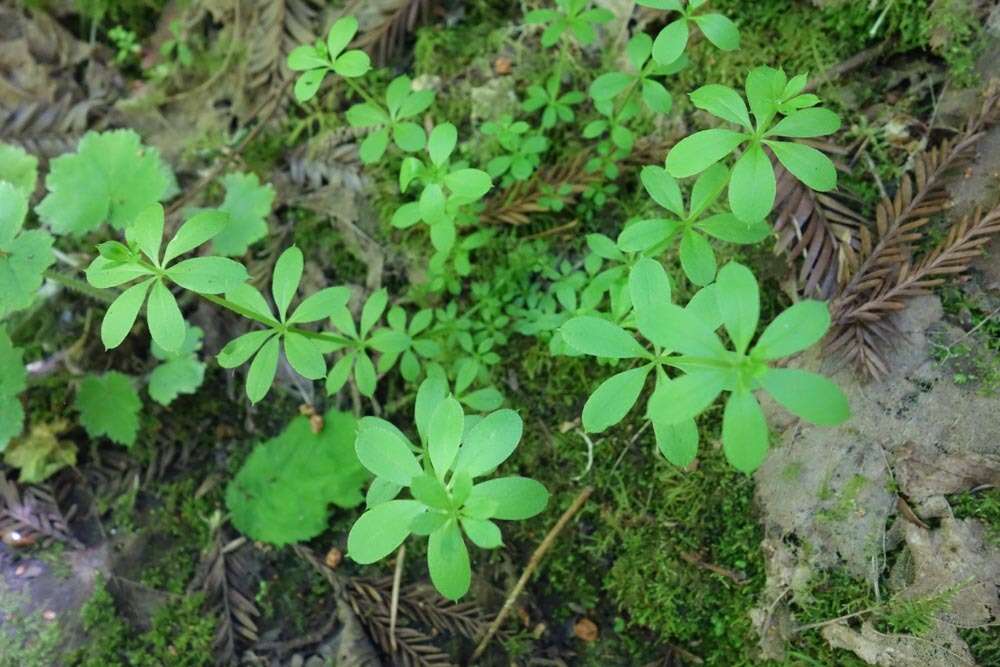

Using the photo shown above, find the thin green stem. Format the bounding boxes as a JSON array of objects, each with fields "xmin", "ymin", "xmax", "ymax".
[
  {"xmin": 44, "ymin": 269, "xmax": 117, "ymax": 305},
  {"xmin": 197, "ymin": 293, "xmax": 353, "ymax": 347},
  {"xmin": 342, "ymin": 77, "xmax": 380, "ymax": 109}
]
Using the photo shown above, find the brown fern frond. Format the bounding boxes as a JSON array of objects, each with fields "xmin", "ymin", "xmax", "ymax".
[
  {"xmin": 0, "ymin": 475, "xmax": 82, "ymax": 548},
  {"xmin": 826, "ymin": 86, "xmax": 1000, "ymax": 377},
  {"xmin": 771, "ymin": 142, "xmax": 869, "ymax": 298},
  {"xmin": 352, "ymin": 0, "xmax": 439, "ymax": 66},
  {"xmin": 194, "ymin": 529, "xmax": 260, "ymax": 663},
  {"xmin": 481, "ymin": 153, "xmax": 597, "ymax": 226},
  {"xmin": 240, "ymin": 0, "xmax": 325, "ymax": 120},
  {"xmin": 0, "ymin": 97, "xmax": 98, "ymax": 158}
]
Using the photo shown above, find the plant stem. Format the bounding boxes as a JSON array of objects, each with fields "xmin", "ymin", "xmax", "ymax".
[
  {"xmin": 197, "ymin": 294, "xmax": 353, "ymax": 347},
  {"xmin": 342, "ymin": 77, "xmax": 380, "ymax": 109},
  {"xmin": 44, "ymin": 269, "xmax": 116, "ymax": 305}
]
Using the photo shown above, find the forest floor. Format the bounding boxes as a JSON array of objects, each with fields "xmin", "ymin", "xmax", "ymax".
[{"xmin": 1, "ymin": 1, "xmax": 999, "ymax": 666}]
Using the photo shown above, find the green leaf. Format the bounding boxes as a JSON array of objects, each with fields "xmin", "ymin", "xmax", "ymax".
[
  {"xmin": 420, "ymin": 184, "xmax": 447, "ymax": 223},
  {"xmin": 218, "ymin": 330, "xmax": 274, "ymax": 368},
  {"xmin": 617, "ymin": 218, "xmax": 680, "ymax": 252},
  {"xmin": 716, "ymin": 262, "xmax": 759, "ymax": 354},
  {"xmin": 428, "ymin": 397, "xmax": 464, "ymax": 476},
  {"xmin": 283, "ymin": 332, "xmax": 327, "ymax": 380},
  {"xmin": 37, "ymin": 130, "xmax": 172, "ymax": 235},
  {"xmin": 411, "ymin": 473, "xmax": 452, "ymax": 510},
  {"xmin": 148, "ymin": 337, "xmax": 205, "ymax": 406},
  {"xmin": 444, "ymin": 169, "xmax": 492, "ymax": 200},
  {"xmin": 428, "ymin": 521, "xmax": 471, "ymax": 600},
  {"xmin": 325, "ymin": 353, "xmax": 354, "ymax": 394},
  {"xmin": 767, "ymin": 141, "xmax": 837, "ymax": 192},
  {"xmin": 228, "ymin": 410, "xmax": 368, "ymax": 545},
  {"xmin": 85, "ymin": 256, "xmax": 152, "ymax": 289},
  {"xmin": 582, "ymin": 365, "xmax": 651, "ymax": 433},
  {"xmin": 729, "ymin": 142, "xmax": 775, "ymax": 223},
  {"xmin": 393, "ymin": 123, "xmax": 426, "ymax": 152},
  {"xmin": 561, "ymin": 317, "xmax": 648, "ymax": 359},
  {"xmin": 428, "ymin": 123, "xmax": 458, "ymax": 166},
  {"xmin": 246, "ymin": 335, "xmax": 280, "ymax": 403},
  {"xmin": 211, "ymin": 173, "xmax": 275, "ymax": 256},
  {"xmin": 294, "ymin": 68, "xmax": 326, "ymax": 103},
  {"xmin": 745, "ymin": 66, "xmax": 785, "ymax": 128},
  {"xmin": 354, "ymin": 352, "xmax": 377, "ymax": 396},
  {"xmin": 627, "ymin": 32, "xmax": 653, "ymax": 70},
  {"xmin": 0, "ymin": 329, "xmax": 27, "ymax": 400},
  {"xmin": 286, "ymin": 45, "xmax": 327, "ymax": 71},
  {"xmin": 641, "ymin": 79, "xmax": 673, "ymax": 113},
  {"xmin": 165, "ymin": 209, "xmax": 228, "ymax": 264},
  {"xmin": 347, "ymin": 102, "xmax": 388, "ymax": 127},
  {"xmin": 415, "ymin": 376, "xmax": 448, "ymax": 442},
  {"xmin": 289, "ymin": 286, "xmax": 350, "ymax": 324},
  {"xmin": 327, "ymin": 16, "xmax": 359, "ymax": 57},
  {"xmin": 147, "ymin": 280, "xmax": 186, "ymax": 352},
  {"xmin": 167, "ymin": 257, "xmax": 248, "ymax": 294},
  {"xmin": 652, "ymin": 416, "xmax": 698, "ymax": 467},
  {"xmin": 75, "ymin": 372, "xmax": 142, "ymax": 447},
  {"xmin": 360, "ymin": 289, "xmax": 388, "ymax": 337},
  {"xmin": 759, "ymin": 368, "xmax": 849, "ymax": 425},
  {"xmin": 0, "ymin": 191, "xmax": 55, "ymax": 316},
  {"xmin": 467, "ymin": 476, "xmax": 548, "ymax": 520},
  {"xmin": 355, "ymin": 417, "xmax": 422, "ymax": 486},
  {"xmin": 652, "ymin": 18, "xmax": 689, "ymax": 66},
  {"xmin": 333, "ymin": 50, "xmax": 371, "ymax": 77},
  {"xmin": 454, "ymin": 409, "xmax": 523, "ymax": 477},
  {"xmin": 101, "ymin": 278, "xmax": 153, "ymax": 349},
  {"xmin": 679, "ymin": 230, "xmax": 717, "ymax": 286},
  {"xmin": 692, "ymin": 13, "xmax": 740, "ymax": 51},
  {"xmin": 641, "ymin": 166, "xmax": 684, "ymax": 216},
  {"xmin": 358, "ymin": 128, "xmax": 390, "ymax": 164},
  {"xmin": 272, "ymin": 246, "xmax": 303, "ymax": 321},
  {"xmin": 629, "ymin": 257, "xmax": 672, "ymax": 322},
  {"xmin": 698, "ymin": 213, "xmax": 771, "ymax": 244},
  {"xmin": 753, "ymin": 300, "xmax": 830, "ymax": 359},
  {"xmin": 461, "ymin": 518, "xmax": 503, "ymax": 549},
  {"xmin": 0, "ymin": 143, "xmax": 38, "ymax": 196},
  {"xmin": 665, "ymin": 129, "xmax": 747, "ymax": 178},
  {"xmin": 589, "ymin": 72, "xmax": 633, "ymax": 101},
  {"xmin": 689, "ymin": 84, "xmax": 751, "ymax": 129},
  {"xmin": 0, "ymin": 399, "xmax": 24, "ymax": 452},
  {"xmin": 722, "ymin": 390, "xmax": 769, "ymax": 473},
  {"xmin": 768, "ymin": 108, "xmax": 841, "ymax": 138},
  {"xmin": 126, "ymin": 203, "xmax": 164, "ymax": 264},
  {"xmin": 648, "ymin": 372, "xmax": 726, "ymax": 424},
  {"xmin": 686, "ymin": 283, "xmax": 723, "ymax": 331},
  {"xmin": 348, "ymin": 499, "xmax": 424, "ymax": 563}
]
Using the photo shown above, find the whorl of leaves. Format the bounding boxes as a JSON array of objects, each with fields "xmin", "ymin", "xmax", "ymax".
[
  {"xmin": 0, "ymin": 475, "xmax": 81, "ymax": 548},
  {"xmin": 826, "ymin": 88, "xmax": 1000, "ymax": 377},
  {"xmin": 193, "ymin": 530, "xmax": 260, "ymax": 664},
  {"xmin": 770, "ymin": 142, "xmax": 868, "ymax": 298},
  {"xmin": 351, "ymin": 0, "xmax": 439, "ymax": 66}
]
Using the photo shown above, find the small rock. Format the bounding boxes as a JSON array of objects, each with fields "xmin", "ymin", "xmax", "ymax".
[
  {"xmin": 493, "ymin": 57, "xmax": 512, "ymax": 75},
  {"xmin": 43, "ymin": 610, "xmax": 56, "ymax": 621},
  {"xmin": 324, "ymin": 547, "xmax": 342, "ymax": 569}
]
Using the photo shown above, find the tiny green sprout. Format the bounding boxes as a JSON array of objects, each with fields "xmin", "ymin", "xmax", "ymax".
[
  {"xmin": 561, "ymin": 257, "xmax": 849, "ymax": 472},
  {"xmin": 160, "ymin": 20, "xmax": 193, "ymax": 67},
  {"xmin": 666, "ymin": 66, "xmax": 841, "ymax": 223},
  {"xmin": 287, "ymin": 16, "xmax": 371, "ymax": 102},
  {"xmin": 216, "ymin": 246, "xmax": 350, "ymax": 403},
  {"xmin": 323, "ymin": 288, "xmax": 388, "ymax": 397},
  {"xmin": 392, "ymin": 123, "xmax": 493, "ymax": 254},
  {"xmin": 619, "ymin": 163, "xmax": 771, "ymax": 285},
  {"xmin": 524, "ymin": 0, "xmax": 615, "ymax": 48},
  {"xmin": 369, "ymin": 306, "xmax": 441, "ymax": 384},
  {"xmin": 589, "ymin": 33, "xmax": 679, "ymax": 116},
  {"xmin": 348, "ymin": 376, "xmax": 549, "ymax": 600},
  {"xmin": 522, "ymin": 74, "xmax": 586, "ymax": 129},
  {"xmin": 346, "ymin": 75, "xmax": 436, "ymax": 163},
  {"xmin": 87, "ymin": 203, "xmax": 248, "ymax": 353},
  {"xmin": 637, "ymin": 0, "xmax": 740, "ymax": 66},
  {"xmin": 482, "ymin": 116, "xmax": 548, "ymax": 182}
]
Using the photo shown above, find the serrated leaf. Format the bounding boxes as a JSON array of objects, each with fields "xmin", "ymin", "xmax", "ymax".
[
  {"xmin": 211, "ymin": 173, "xmax": 275, "ymax": 256},
  {"xmin": 0, "ymin": 184, "xmax": 55, "ymax": 317},
  {"xmin": 0, "ymin": 143, "xmax": 38, "ymax": 196},
  {"xmin": 227, "ymin": 410, "xmax": 369, "ymax": 545},
  {"xmin": 37, "ymin": 130, "xmax": 172, "ymax": 235},
  {"xmin": 75, "ymin": 372, "xmax": 142, "ymax": 447},
  {"xmin": 4, "ymin": 420, "xmax": 76, "ymax": 483}
]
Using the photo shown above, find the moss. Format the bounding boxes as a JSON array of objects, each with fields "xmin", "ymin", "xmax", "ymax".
[
  {"xmin": 0, "ymin": 582, "xmax": 64, "ymax": 667},
  {"xmin": 70, "ymin": 578, "xmax": 215, "ymax": 667},
  {"xmin": 138, "ymin": 478, "xmax": 213, "ymax": 594},
  {"xmin": 950, "ymin": 487, "xmax": 1000, "ymax": 545}
]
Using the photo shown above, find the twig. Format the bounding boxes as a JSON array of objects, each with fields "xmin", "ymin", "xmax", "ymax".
[
  {"xmin": 804, "ymin": 43, "xmax": 887, "ymax": 93},
  {"xmin": 679, "ymin": 551, "xmax": 747, "ymax": 585},
  {"xmin": 390, "ymin": 544, "xmax": 405, "ymax": 652},
  {"xmin": 470, "ymin": 486, "xmax": 594, "ymax": 662}
]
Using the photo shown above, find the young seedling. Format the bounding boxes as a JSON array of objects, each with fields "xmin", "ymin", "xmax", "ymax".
[
  {"xmin": 522, "ymin": 74, "xmax": 586, "ymax": 129},
  {"xmin": 666, "ymin": 67, "xmax": 841, "ymax": 223},
  {"xmin": 348, "ymin": 377, "xmax": 549, "ymax": 599},
  {"xmin": 287, "ymin": 16, "xmax": 371, "ymax": 102},
  {"xmin": 346, "ymin": 75, "xmax": 436, "ymax": 163},
  {"xmin": 524, "ymin": 0, "xmax": 615, "ymax": 47}
]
